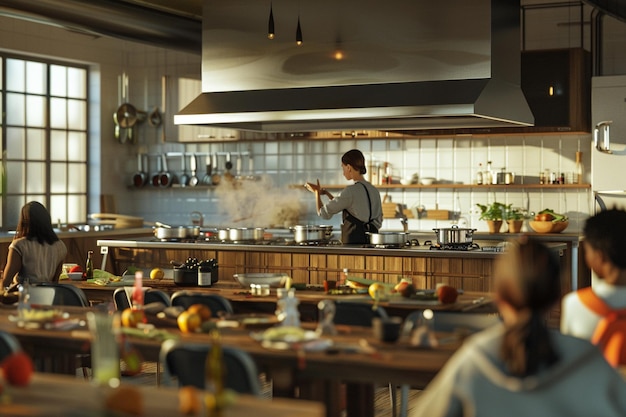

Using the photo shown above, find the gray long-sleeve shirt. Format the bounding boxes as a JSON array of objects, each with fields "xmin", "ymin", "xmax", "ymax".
[{"xmin": 319, "ymin": 180, "xmax": 383, "ymax": 230}]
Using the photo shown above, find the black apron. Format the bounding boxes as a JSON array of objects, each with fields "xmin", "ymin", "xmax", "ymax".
[{"xmin": 341, "ymin": 182, "xmax": 378, "ymax": 244}]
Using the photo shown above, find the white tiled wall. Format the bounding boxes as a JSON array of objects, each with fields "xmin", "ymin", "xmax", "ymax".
[{"xmin": 122, "ymin": 134, "xmax": 593, "ymax": 233}]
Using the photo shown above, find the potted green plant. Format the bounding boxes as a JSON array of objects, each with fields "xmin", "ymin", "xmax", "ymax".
[
  {"xmin": 476, "ymin": 202, "xmax": 506, "ymax": 233},
  {"xmin": 504, "ymin": 206, "xmax": 526, "ymax": 233}
]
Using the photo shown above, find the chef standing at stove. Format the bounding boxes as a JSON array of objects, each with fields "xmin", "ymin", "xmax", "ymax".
[{"xmin": 305, "ymin": 149, "xmax": 383, "ymax": 244}]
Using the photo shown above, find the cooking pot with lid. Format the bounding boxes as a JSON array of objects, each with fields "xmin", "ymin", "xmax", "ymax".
[
  {"xmin": 154, "ymin": 224, "xmax": 200, "ymax": 240},
  {"xmin": 367, "ymin": 232, "xmax": 409, "ymax": 246},
  {"xmin": 432, "ymin": 225, "xmax": 476, "ymax": 245},
  {"xmin": 291, "ymin": 225, "xmax": 333, "ymax": 243},
  {"xmin": 228, "ymin": 227, "xmax": 265, "ymax": 242}
]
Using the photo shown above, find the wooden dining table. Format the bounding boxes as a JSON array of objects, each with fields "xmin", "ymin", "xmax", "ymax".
[
  {"xmin": 0, "ymin": 304, "xmax": 460, "ymax": 417},
  {"xmin": 3, "ymin": 372, "xmax": 325, "ymax": 417},
  {"xmin": 66, "ymin": 279, "xmax": 496, "ymax": 320}
]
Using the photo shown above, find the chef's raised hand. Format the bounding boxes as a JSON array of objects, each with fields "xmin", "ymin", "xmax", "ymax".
[{"xmin": 304, "ymin": 181, "xmax": 321, "ymax": 193}]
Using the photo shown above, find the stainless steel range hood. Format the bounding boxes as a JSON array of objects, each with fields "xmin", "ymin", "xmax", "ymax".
[{"xmin": 175, "ymin": 0, "xmax": 533, "ymax": 132}]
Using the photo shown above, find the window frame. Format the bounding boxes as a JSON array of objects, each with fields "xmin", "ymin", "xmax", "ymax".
[{"xmin": 0, "ymin": 52, "xmax": 90, "ymax": 230}]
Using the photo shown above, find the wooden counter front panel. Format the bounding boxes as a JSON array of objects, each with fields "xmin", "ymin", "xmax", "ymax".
[
  {"xmin": 309, "ymin": 254, "xmax": 327, "ymax": 285},
  {"xmin": 109, "ymin": 246, "xmax": 497, "ymax": 291},
  {"xmin": 402, "ymin": 258, "xmax": 428, "ymax": 289},
  {"xmin": 292, "ymin": 254, "xmax": 310, "ymax": 283},
  {"xmin": 428, "ymin": 258, "xmax": 493, "ymax": 292}
]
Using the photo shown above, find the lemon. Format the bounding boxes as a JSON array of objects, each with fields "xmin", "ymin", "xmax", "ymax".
[
  {"xmin": 121, "ymin": 308, "xmax": 144, "ymax": 328},
  {"xmin": 368, "ymin": 283, "xmax": 389, "ymax": 301},
  {"xmin": 178, "ymin": 311, "xmax": 202, "ymax": 334},
  {"xmin": 150, "ymin": 267, "xmax": 164, "ymax": 280}
]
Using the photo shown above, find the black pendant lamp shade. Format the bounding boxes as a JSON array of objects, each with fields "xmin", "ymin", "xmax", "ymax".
[
  {"xmin": 268, "ymin": 3, "xmax": 275, "ymax": 39},
  {"xmin": 296, "ymin": 15, "xmax": 303, "ymax": 45}
]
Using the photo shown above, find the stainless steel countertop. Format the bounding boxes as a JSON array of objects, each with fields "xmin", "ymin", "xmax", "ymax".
[
  {"xmin": 96, "ymin": 238, "xmax": 568, "ymax": 259},
  {"xmin": 0, "ymin": 227, "xmax": 152, "ymax": 243}
]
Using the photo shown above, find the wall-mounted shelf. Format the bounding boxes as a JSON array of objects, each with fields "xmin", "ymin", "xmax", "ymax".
[{"xmin": 297, "ymin": 183, "xmax": 591, "ymax": 190}]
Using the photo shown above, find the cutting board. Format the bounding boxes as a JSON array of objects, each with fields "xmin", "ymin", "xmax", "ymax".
[{"xmin": 426, "ymin": 210, "xmax": 449, "ymax": 220}]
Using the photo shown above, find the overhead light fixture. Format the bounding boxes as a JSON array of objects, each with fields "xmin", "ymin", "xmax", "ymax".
[
  {"xmin": 296, "ymin": 15, "xmax": 303, "ymax": 46},
  {"xmin": 333, "ymin": 36, "xmax": 344, "ymax": 60},
  {"xmin": 267, "ymin": 2, "xmax": 275, "ymax": 40}
]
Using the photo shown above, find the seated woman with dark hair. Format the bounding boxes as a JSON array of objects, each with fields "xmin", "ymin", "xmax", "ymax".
[
  {"xmin": 2, "ymin": 201, "xmax": 67, "ymax": 287},
  {"xmin": 411, "ymin": 238, "xmax": 626, "ymax": 417}
]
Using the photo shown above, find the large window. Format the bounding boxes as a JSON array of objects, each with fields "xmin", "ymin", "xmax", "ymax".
[{"xmin": 0, "ymin": 55, "xmax": 88, "ymax": 229}]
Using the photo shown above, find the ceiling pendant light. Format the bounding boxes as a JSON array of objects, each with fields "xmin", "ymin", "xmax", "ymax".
[
  {"xmin": 296, "ymin": 15, "xmax": 303, "ymax": 46},
  {"xmin": 267, "ymin": 2, "xmax": 275, "ymax": 40}
]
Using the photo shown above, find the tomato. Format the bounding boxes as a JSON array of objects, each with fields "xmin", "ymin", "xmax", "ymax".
[
  {"xmin": 69, "ymin": 265, "xmax": 82, "ymax": 273},
  {"xmin": 535, "ymin": 213, "xmax": 554, "ymax": 221},
  {"xmin": 2, "ymin": 352, "xmax": 34, "ymax": 386}
]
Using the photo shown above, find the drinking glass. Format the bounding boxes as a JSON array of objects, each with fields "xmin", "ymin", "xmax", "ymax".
[{"xmin": 86, "ymin": 312, "xmax": 120, "ymax": 387}]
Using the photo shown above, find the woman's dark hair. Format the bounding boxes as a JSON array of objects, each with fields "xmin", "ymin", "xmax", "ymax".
[
  {"xmin": 341, "ymin": 149, "xmax": 367, "ymax": 175},
  {"xmin": 16, "ymin": 201, "xmax": 60, "ymax": 245},
  {"xmin": 496, "ymin": 238, "xmax": 560, "ymax": 376},
  {"xmin": 584, "ymin": 208, "xmax": 626, "ymax": 269}
]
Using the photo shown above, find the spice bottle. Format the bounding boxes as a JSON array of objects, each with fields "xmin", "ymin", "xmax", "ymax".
[
  {"xmin": 85, "ymin": 250, "xmax": 94, "ymax": 280},
  {"xmin": 475, "ymin": 163, "xmax": 483, "ymax": 185}
]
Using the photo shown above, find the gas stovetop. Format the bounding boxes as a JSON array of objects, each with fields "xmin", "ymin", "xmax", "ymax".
[{"xmin": 429, "ymin": 243, "xmax": 480, "ymax": 251}]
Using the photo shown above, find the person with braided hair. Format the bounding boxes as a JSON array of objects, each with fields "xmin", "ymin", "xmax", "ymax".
[{"xmin": 411, "ymin": 238, "xmax": 626, "ymax": 417}]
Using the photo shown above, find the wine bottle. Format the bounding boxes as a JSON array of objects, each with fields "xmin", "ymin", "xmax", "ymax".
[
  {"xmin": 575, "ymin": 151, "xmax": 584, "ymax": 184},
  {"xmin": 85, "ymin": 250, "xmax": 94, "ymax": 280}
]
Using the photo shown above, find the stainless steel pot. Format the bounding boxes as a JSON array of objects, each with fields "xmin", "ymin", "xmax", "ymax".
[
  {"xmin": 291, "ymin": 225, "xmax": 333, "ymax": 243},
  {"xmin": 228, "ymin": 227, "xmax": 265, "ymax": 242},
  {"xmin": 367, "ymin": 232, "xmax": 409, "ymax": 246},
  {"xmin": 217, "ymin": 228, "xmax": 230, "ymax": 241},
  {"xmin": 154, "ymin": 225, "xmax": 200, "ymax": 240},
  {"xmin": 432, "ymin": 225, "xmax": 476, "ymax": 245}
]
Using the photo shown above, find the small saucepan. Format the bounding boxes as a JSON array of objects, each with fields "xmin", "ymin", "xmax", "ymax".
[
  {"xmin": 160, "ymin": 154, "xmax": 173, "ymax": 187},
  {"xmin": 151, "ymin": 155, "xmax": 162, "ymax": 187},
  {"xmin": 132, "ymin": 153, "xmax": 147, "ymax": 188}
]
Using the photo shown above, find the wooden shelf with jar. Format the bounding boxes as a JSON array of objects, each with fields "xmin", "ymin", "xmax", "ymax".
[{"xmin": 293, "ymin": 183, "xmax": 591, "ymax": 190}]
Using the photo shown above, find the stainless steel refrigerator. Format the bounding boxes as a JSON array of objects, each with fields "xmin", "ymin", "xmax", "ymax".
[
  {"xmin": 591, "ymin": 75, "xmax": 626, "ymax": 212},
  {"xmin": 590, "ymin": 75, "xmax": 626, "ymax": 286}
]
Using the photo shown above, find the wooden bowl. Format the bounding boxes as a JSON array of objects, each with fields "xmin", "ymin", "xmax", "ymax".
[
  {"xmin": 529, "ymin": 220, "xmax": 569, "ymax": 233},
  {"xmin": 552, "ymin": 221, "xmax": 569, "ymax": 233}
]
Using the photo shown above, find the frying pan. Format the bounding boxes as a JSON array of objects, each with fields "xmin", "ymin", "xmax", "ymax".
[
  {"xmin": 159, "ymin": 154, "xmax": 171, "ymax": 187},
  {"xmin": 211, "ymin": 153, "xmax": 221, "ymax": 185},
  {"xmin": 224, "ymin": 152, "xmax": 234, "ymax": 182},
  {"xmin": 179, "ymin": 153, "xmax": 190, "ymax": 187},
  {"xmin": 151, "ymin": 155, "xmax": 162, "ymax": 187},
  {"xmin": 188, "ymin": 153, "xmax": 199, "ymax": 187},
  {"xmin": 132, "ymin": 153, "xmax": 147, "ymax": 188},
  {"xmin": 202, "ymin": 154, "xmax": 213, "ymax": 185}
]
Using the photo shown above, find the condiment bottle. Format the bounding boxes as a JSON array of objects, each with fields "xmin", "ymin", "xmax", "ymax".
[
  {"xmin": 339, "ymin": 268, "xmax": 348, "ymax": 286},
  {"xmin": 85, "ymin": 250, "xmax": 94, "ymax": 280},
  {"xmin": 575, "ymin": 151, "xmax": 584, "ymax": 184},
  {"xmin": 475, "ymin": 163, "xmax": 483, "ymax": 185},
  {"xmin": 132, "ymin": 270, "xmax": 144, "ymax": 309}
]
